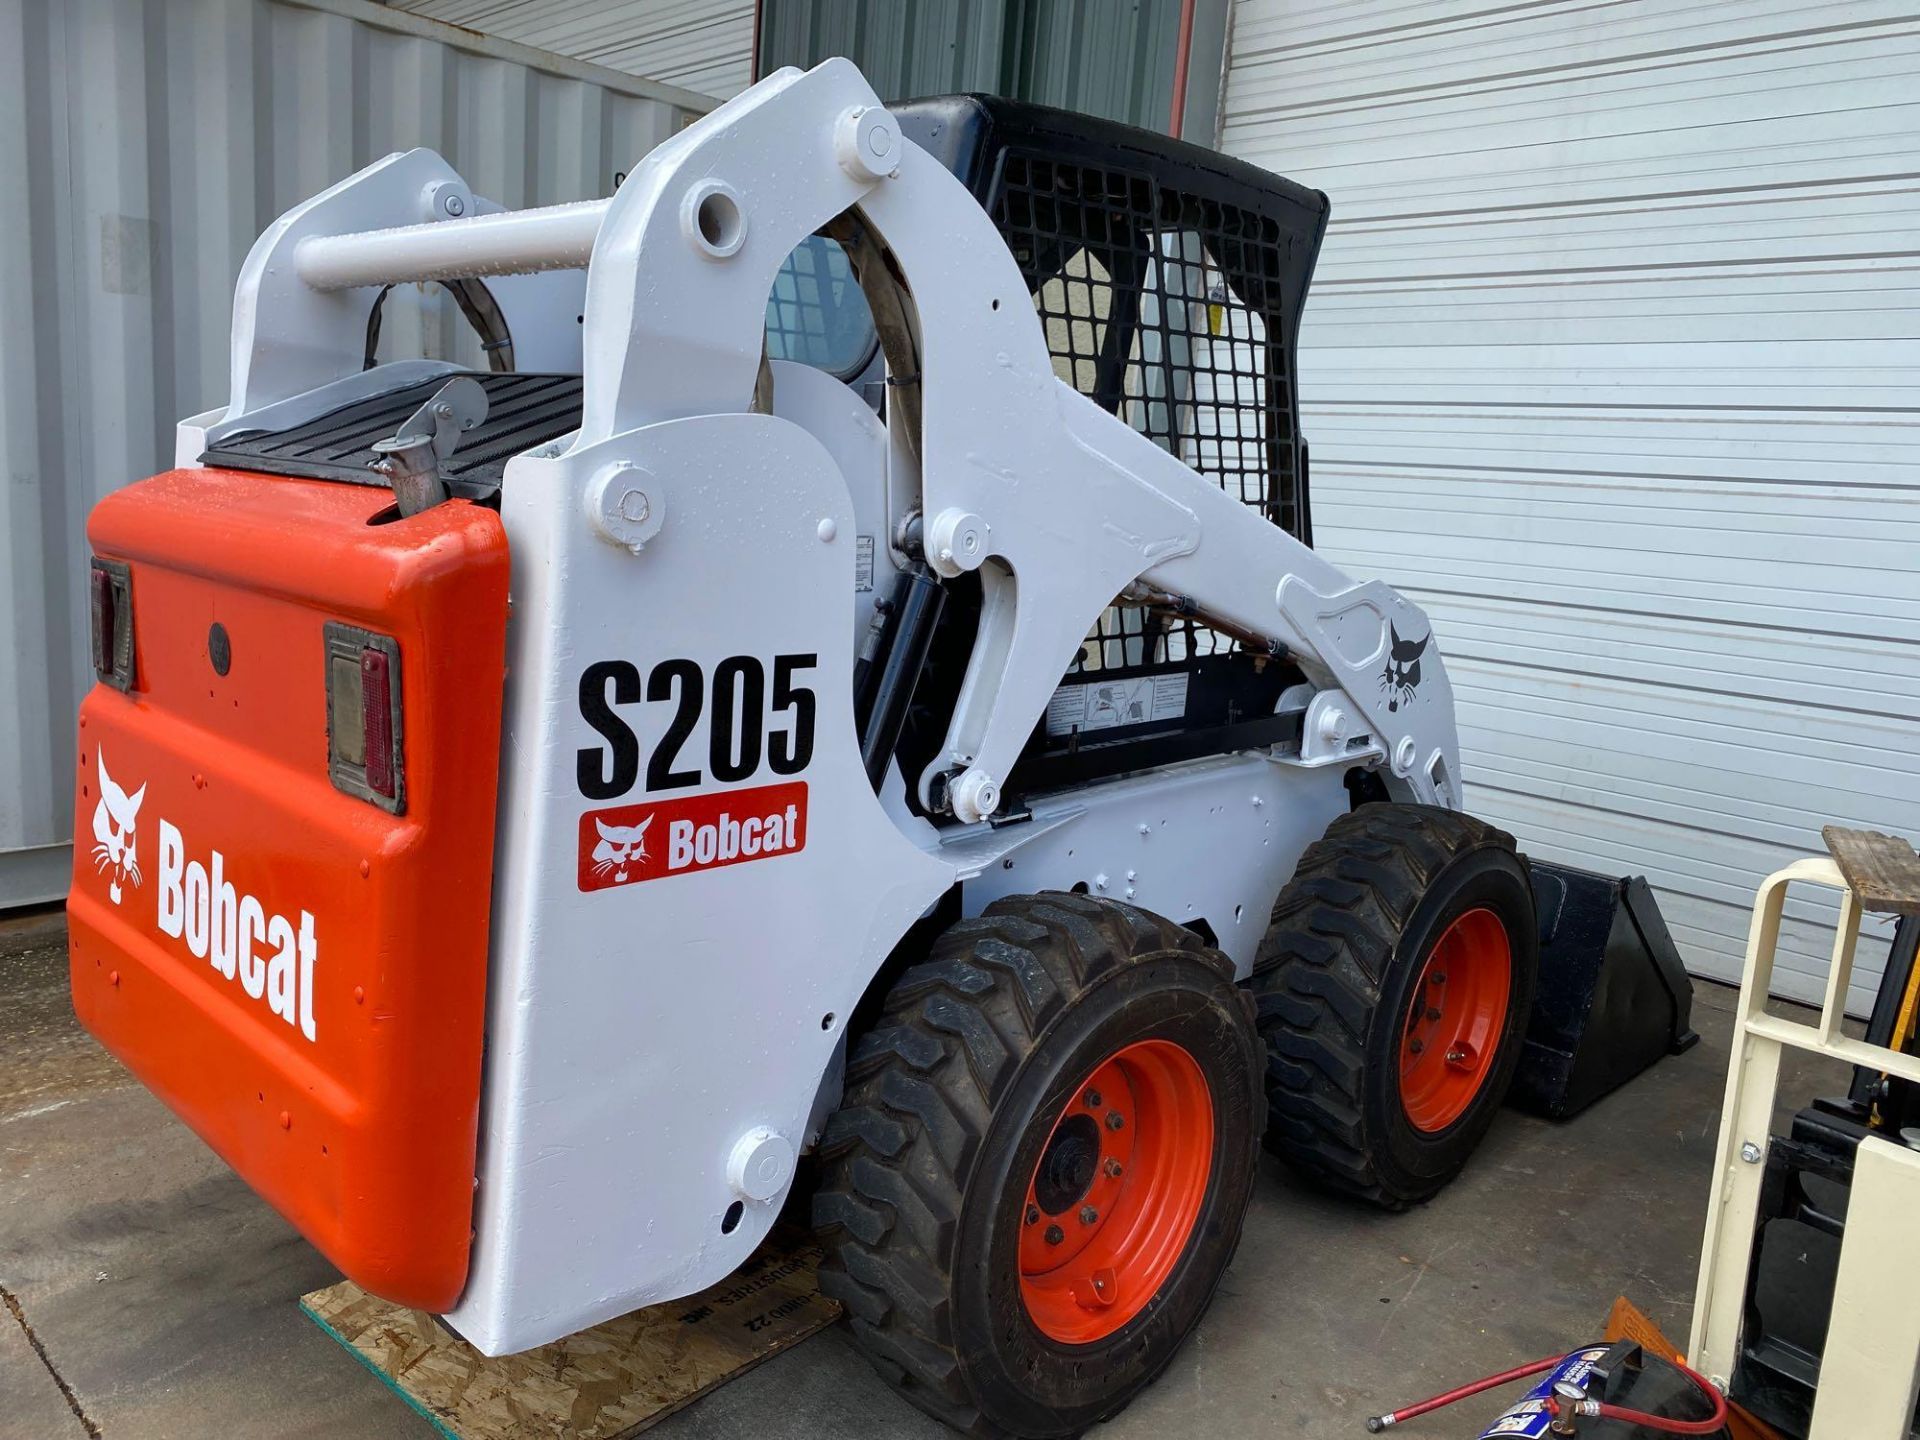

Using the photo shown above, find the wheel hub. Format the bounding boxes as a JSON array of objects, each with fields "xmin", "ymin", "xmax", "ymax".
[
  {"xmin": 1017, "ymin": 1039, "xmax": 1213, "ymax": 1344},
  {"xmin": 1034, "ymin": 1113, "xmax": 1102, "ymax": 1215}
]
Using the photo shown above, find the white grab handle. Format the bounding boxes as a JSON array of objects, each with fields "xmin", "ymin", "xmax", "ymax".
[{"xmin": 295, "ymin": 198, "xmax": 612, "ymax": 292}]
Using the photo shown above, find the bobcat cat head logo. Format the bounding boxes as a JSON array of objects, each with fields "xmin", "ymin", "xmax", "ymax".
[
  {"xmin": 90, "ymin": 747, "xmax": 147, "ymax": 905},
  {"xmin": 1380, "ymin": 623, "xmax": 1430, "ymax": 713},
  {"xmin": 591, "ymin": 815, "xmax": 654, "ymax": 884}
]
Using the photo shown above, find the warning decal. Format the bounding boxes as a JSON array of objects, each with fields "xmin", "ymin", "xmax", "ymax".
[{"xmin": 1044, "ymin": 673, "xmax": 1190, "ymax": 739}]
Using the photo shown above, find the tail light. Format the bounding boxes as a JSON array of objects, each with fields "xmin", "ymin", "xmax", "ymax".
[
  {"xmin": 90, "ymin": 557, "xmax": 135, "ymax": 691},
  {"xmin": 325, "ymin": 622, "xmax": 406, "ymax": 812}
]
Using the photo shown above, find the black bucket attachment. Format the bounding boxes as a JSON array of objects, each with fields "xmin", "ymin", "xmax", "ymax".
[{"xmin": 1509, "ymin": 861, "xmax": 1701, "ymax": 1119}]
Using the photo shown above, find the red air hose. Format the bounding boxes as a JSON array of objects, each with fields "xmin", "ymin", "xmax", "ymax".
[
  {"xmin": 1364, "ymin": 1355, "xmax": 1563, "ymax": 1430},
  {"xmin": 1581, "ymin": 1357, "xmax": 1729, "ymax": 1434},
  {"xmin": 1365, "ymin": 1348, "xmax": 1729, "ymax": 1434}
]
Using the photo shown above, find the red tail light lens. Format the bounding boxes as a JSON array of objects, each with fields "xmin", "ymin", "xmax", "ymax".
[
  {"xmin": 361, "ymin": 649, "xmax": 395, "ymax": 797},
  {"xmin": 89, "ymin": 557, "xmax": 135, "ymax": 691},
  {"xmin": 90, "ymin": 567, "xmax": 115, "ymax": 674},
  {"xmin": 325, "ymin": 623, "xmax": 404, "ymax": 813}
]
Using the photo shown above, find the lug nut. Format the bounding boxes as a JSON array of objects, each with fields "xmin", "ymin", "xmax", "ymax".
[
  {"xmin": 1426, "ymin": 1006, "xmax": 1442, "ymax": 1021},
  {"xmin": 1026, "ymin": 1205, "xmax": 1039, "ymax": 1226},
  {"xmin": 1079, "ymin": 1206, "xmax": 1099, "ymax": 1226},
  {"xmin": 1446, "ymin": 1047, "xmax": 1467, "ymax": 1064},
  {"xmin": 1410, "ymin": 1039, "xmax": 1425, "ymax": 1055},
  {"xmin": 1105, "ymin": 1110, "xmax": 1125, "ymax": 1131},
  {"xmin": 1045, "ymin": 1224, "xmax": 1064, "ymax": 1246},
  {"xmin": 1084, "ymin": 1089, "xmax": 1102, "ymax": 1108},
  {"xmin": 1104, "ymin": 1158, "xmax": 1123, "ymax": 1178}
]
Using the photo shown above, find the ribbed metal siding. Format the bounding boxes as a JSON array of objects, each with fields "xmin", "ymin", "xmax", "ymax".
[
  {"xmin": 1220, "ymin": 1, "xmax": 1920, "ymax": 1009},
  {"xmin": 759, "ymin": 0, "xmax": 1185, "ymax": 131},
  {"xmin": 391, "ymin": 0, "xmax": 756, "ymax": 100},
  {"xmin": 760, "ymin": 0, "xmax": 1014, "ymax": 104},
  {"xmin": 0, "ymin": 0, "xmax": 705, "ymax": 906}
]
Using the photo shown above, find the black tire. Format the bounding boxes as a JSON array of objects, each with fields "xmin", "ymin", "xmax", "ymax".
[
  {"xmin": 812, "ymin": 892, "xmax": 1264, "ymax": 1438},
  {"xmin": 1248, "ymin": 802, "xmax": 1537, "ymax": 1209}
]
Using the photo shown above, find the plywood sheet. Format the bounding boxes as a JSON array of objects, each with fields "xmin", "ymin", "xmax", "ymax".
[{"xmin": 301, "ymin": 1228, "xmax": 840, "ymax": 1440}]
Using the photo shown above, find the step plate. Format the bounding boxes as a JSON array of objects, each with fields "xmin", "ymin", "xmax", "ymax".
[{"xmin": 203, "ymin": 371, "xmax": 584, "ymax": 497}]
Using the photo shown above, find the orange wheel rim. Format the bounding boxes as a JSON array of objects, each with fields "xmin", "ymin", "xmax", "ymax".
[
  {"xmin": 1399, "ymin": 907, "xmax": 1512, "ymax": 1134},
  {"xmin": 1017, "ymin": 1039, "xmax": 1213, "ymax": 1345}
]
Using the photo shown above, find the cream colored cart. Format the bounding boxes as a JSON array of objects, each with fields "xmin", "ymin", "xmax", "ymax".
[{"xmin": 1690, "ymin": 827, "xmax": 1920, "ymax": 1439}]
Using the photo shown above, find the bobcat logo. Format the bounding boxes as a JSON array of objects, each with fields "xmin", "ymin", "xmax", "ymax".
[
  {"xmin": 591, "ymin": 815, "xmax": 654, "ymax": 885},
  {"xmin": 90, "ymin": 747, "xmax": 147, "ymax": 905},
  {"xmin": 1380, "ymin": 623, "xmax": 1430, "ymax": 714}
]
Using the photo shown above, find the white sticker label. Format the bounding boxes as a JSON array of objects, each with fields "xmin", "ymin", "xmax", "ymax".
[
  {"xmin": 854, "ymin": 536, "xmax": 875, "ymax": 593},
  {"xmin": 1044, "ymin": 673, "xmax": 1190, "ymax": 738}
]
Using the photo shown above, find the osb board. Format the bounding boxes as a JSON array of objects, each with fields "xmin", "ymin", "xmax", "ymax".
[{"xmin": 301, "ymin": 1229, "xmax": 841, "ymax": 1440}]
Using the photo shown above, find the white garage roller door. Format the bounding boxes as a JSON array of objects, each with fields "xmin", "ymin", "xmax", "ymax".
[{"xmin": 1219, "ymin": 1, "xmax": 1920, "ymax": 1009}]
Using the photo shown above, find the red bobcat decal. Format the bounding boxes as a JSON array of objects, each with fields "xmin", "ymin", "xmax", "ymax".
[{"xmin": 578, "ymin": 782, "xmax": 807, "ymax": 893}]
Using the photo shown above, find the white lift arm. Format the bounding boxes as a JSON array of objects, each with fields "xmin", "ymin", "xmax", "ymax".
[{"xmin": 215, "ymin": 57, "xmax": 1461, "ymax": 822}]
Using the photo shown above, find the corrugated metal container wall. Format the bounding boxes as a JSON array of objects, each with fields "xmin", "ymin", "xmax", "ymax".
[
  {"xmin": 1219, "ymin": 0, "xmax": 1920, "ymax": 1010},
  {"xmin": 758, "ymin": 0, "xmax": 1185, "ymax": 131},
  {"xmin": 390, "ymin": 0, "xmax": 756, "ymax": 101},
  {"xmin": 760, "ymin": 0, "xmax": 1012, "ymax": 101},
  {"xmin": 387, "ymin": 1, "xmax": 1199, "ymax": 135},
  {"xmin": 0, "ymin": 0, "xmax": 707, "ymax": 906}
]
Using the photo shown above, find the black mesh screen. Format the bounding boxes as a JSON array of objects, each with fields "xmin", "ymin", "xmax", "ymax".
[{"xmin": 990, "ymin": 150, "xmax": 1300, "ymax": 673}]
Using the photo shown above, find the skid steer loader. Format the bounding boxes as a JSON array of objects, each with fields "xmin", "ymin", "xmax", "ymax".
[{"xmin": 66, "ymin": 59, "xmax": 1691, "ymax": 1437}]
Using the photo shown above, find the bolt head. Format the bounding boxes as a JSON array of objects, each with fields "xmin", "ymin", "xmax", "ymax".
[
  {"xmin": 1079, "ymin": 1205, "xmax": 1098, "ymax": 1225},
  {"xmin": 1025, "ymin": 1204, "xmax": 1039, "ymax": 1226},
  {"xmin": 1044, "ymin": 1224, "xmax": 1064, "ymax": 1245},
  {"xmin": 1741, "ymin": 1141, "xmax": 1763, "ymax": 1164},
  {"xmin": 1410, "ymin": 1039, "xmax": 1424, "ymax": 1055},
  {"xmin": 1426, "ymin": 1006, "xmax": 1442, "ymax": 1021},
  {"xmin": 1105, "ymin": 1110, "xmax": 1125, "ymax": 1131},
  {"xmin": 1446, "ymin": 1047, "xmax": 1467, "ymax": 1064},
  {"xmin": 1104, "ymin": 1158, "xmax": 1123, "ymax": 1178},
  {"xmin": 1084, "ymin": 1089, "xmax": 1102, "ymax": 1109}
]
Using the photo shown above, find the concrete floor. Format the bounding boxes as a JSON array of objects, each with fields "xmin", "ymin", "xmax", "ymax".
[{"xmin": 1, "ymin": 908, "xmax": 1851, "ymax": 1440}]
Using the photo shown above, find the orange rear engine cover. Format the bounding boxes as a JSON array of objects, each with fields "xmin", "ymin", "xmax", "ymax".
[{"xmin": 68, "ymin": 469, "xmax": 509, "ymax": 1310}]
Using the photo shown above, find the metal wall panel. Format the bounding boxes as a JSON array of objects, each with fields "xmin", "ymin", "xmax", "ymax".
[
  {"xmin": 0, "ymin": 0, "xmax": 706, "ymax": 906},
  {"xmin": 391, "ymin": 0, "xmax": 756, "ymax": 100},
  {"xmin": 758, "ymin": 0, "xmax": 1185, "ymax": 130},
  {"xmin": 759, "ymin": 0, "xmax": 1012, "ymax": 104},
  {"xmin": 1008, "ymin": 0, "xmax": 1182, "ymax": 127},
  {"xmin": 1220, "ymin": 0, "xmax": 1920, "ymax": 1009}
]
